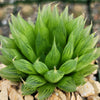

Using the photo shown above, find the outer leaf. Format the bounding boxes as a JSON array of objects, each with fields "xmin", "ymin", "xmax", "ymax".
[
  {"xmin": 45, "ymin": 38, "xmax": 60, "ymax": 69},
  {"xmin": 9, "ymin": 23, "xmax": 36, "ymax": 63},
  {"xmin": 0, "ymin": 64, "xmax": 26, "ymax": 82},
  {"xmin": 60, "ymin": 6, "xmax": 69, "ymax": 25},
  {"xmin": 65, "ymin": 15, "xmax": 85, "ymax": 35},
  {"xmin": 79, "ymin": 64, "xmax": 98, "ymax": 77},
  {"xmin": 0, "ymin": 35, "xmax": 17, "ymax": 49},
  {"xmin": 44, "ymin": 69, "xmax": 64, "ymax": 83},
  {"xmin": 17, "ymin": 14, "xmax": 35, "ymax": 49},
  {"xmin": 58, "ymin": 77, "xmax": 76, "ymax": 92},
  {"xmin": 59, "ymin": 59, "xmax": 77, "ymax": 74},
  {"xmin": 13, "ymin": 59, "xmax": 37, "ymax": 74},
  {"xmin": 0, "ymin": 55, "xmax": 11, "ymax": 65},
  {"xmin": 25, "ymin": 75, "xmax": 46, "ymax": 88},
  {"xmin": 74, "ymin": 34, "xmax": 94, "ymax": 56},
  {"xmin": 1, "ymin": 48, "xmax": 23, "ymax": 62},
  {"xmin": 76, "ymin": 48, "xmax": 100, "ymax": 71},
  {"xmin": 72, "ymin": 72, "xmax": 85, "ymax": 86},
  {"xmin": 38, "ymin": 83, "xmax": 55, "ymax": 100},
  {"xmin": 33, "ymin": 60, "xmax": 49, "ymax": 75},
  {"xmin": 21, "ymin": 83, "xmax": 36, "ymax": 95}
]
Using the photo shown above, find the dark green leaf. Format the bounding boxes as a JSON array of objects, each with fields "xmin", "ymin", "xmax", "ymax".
[
  {"xmin": 0, "ymin": 64, "xmax": 26, "ymax": 82},
  {"xmin": 38, "ymin": 83, "xmax": 55, "ymax": 100},
  {"xmin": 58, "ymin": 76, "xmax": 76, "ymax": 92},
  {"xmin": 13, "ymin": 59, "xmax": 37, "ymax": 74},
  {"xmin": 25, "ymin": 75, "xmax": 46, "ymax": 88},
  {"xmin": 72, "ymin": 72, "xmax": 85, "ymax": 86}
]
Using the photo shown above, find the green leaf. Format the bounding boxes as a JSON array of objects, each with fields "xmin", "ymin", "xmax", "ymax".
[
  {"xmin": 0, "ymin": 55, "xmax": 11, "ymax": 65},
  {"xmin": 35, "ymin": 9, "xmax": 50, "ymax": 56},
  {"xmin": 41, "ymin": 4, "xmax": 51, "ymax": 25},
  {"xmin": 33, "ymin": 59, "xmax": 49, "ymax": 75},
  {"xmin": 21, "ymin": 83, "xmax": 36, "ymax": 95},
  {"xmin": 59, "ymin": 59, "xmax": 77, "ymax": 74},
  {"xmin": 81, "ymin": 23, "xmax": 92, "ymax": 38},
  {"xmin": 60, "ymin": 6, "xmax": 69, "ymax": 25},
  {"xmin": 74, "ymin": 34, "xmax": 95, "ymax": 56},
  {"xmin": 65, "ymin": 15, "xmax": 85, "ymax": 35},
  {"xmin": 1, "ymin": 48, "xmax": 23, "ymax": 62},
  {"xmin": 58, "ymin": 76, "xmax": 76, "ymax": 92},
  {"xmin": 72, "ymin": 72, "xmax": 85, "ymax": 86},
  {"xmin": 0, "ymin": 64, "xmax": 26, "ymax": 82},
  {"xmin": 44, "ymin": 68, "xmax": 64, "ymax": 83},
  {"xmin": 45, "ymin": 38, "xmax": 60, "ymax": 69},
  {"xmin": 61, "ymin": 34, "xmax": 74, "ymax": 63},
  {"xmin": 79, "ymin": 64, "xmax": 98, "ymax": 77},
  {"xmin": 0, "ymin": 35, "xmax": 17, "ymax": 49},
  {"xmin": 13, "ymin": 59, "xmax": 37, "ymax": 74},
  {"xmin": 25, "ymin": 75, "xmax": 46, "ymax": 89},
  {"xmin": 38, "ymin": 83, "xmax": 55, "ymax": 100},
  {"xmin": 76, "ymin": 48, "xmax": 100, "ymax": 71},
  {"xmin": 9, "ymin": 23, "xmax": 36, "ymax": 63}
]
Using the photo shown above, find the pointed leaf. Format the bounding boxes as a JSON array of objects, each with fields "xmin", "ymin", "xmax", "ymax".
[
  {"xmin": 0, "ymin": 64, "xmax": 26, "ymax": 82},
  {"xmin": 72, "ymin": 72, "xmax": 85, "ymax": 86},
  {"xmin": 21, "ymin": 83, "xmax": 36, "ymax": 95},
  {"xmin": 58, "ymin": 77, "xmax": 76, "ymax": 92},
  {"xmin": 0, "ymin": 35, "xmax": 17, "ymax": 49},
  {"xmin": 38, "ymin": 83, "xmax": 55, "ymax": 100},
  {"xmin": 33, "ymin": 60, "xmax": 49, "ymax": 75},
  {"xmin": 44, "ymin": 69, "xmax": 64, "ymax": 83},
  {"xmin": 1, "ymin": 48, "xmax": 23, "ymax": 62},
  {"xmin": 61, "ymin": 34, "xmax": 74, "ymax": 63},
  {"xmin": 25, "ymin": 75, "xmax": 46, "ymax": 89},
  {"xmin": 59, "ymin": 59, "xmax": 77, "ymax": 74},
  {"xmin": 45, "ymin": 38, "xmax": 60, "ymax": 69},
  {"xmin": 13, "ymin": 59, "xmax": 37, "ymax": 74},
  {"xmin": 0, "ymin": 55, "xmax": 11, "ymax": 65},
  {"xmin": 76, "ymin": 48, "xmax": 100, "ymax": 71},
  {"xmin": 79, "ymin": 64, "xmax": 98, "ymax": 77},
  {"xmin": 9, "ymin": 23, "xmax": 36, "ymax": 63},
  {"xmin": 35, "ymin": 11, "xmax": 50, "ymax": 56}
]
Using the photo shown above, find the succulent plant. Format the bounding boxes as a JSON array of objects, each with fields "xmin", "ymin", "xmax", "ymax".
[{"xmin": 0, "ymin": 4, "xmax": 100, "ymax": 100}]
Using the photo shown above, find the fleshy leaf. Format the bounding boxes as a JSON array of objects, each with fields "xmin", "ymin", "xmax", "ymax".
[
  {"xmin": 58, "ymin": 76, "xmax": 76, "ymax": 92},
  {"xmin": 79, "ymin": 64, "xmax": 98, "ymax": 77},
  {"xmin": 21, "ymin": 83, "xmax": 36, "ymax": 95},
  {"xmin": 35, "ymin": 9, "xmax": 50, "ymax": 56},
  {"xmin": 44, "ymin": 68, "xmax": 64, "ymax": 83},
  {"xmin": 9, "ymin": 23, "xmax": 36, "ymax": 63},
  {"xmin": 25, "ymin": 75, "xmax": 46, "ymax": 89},
  {"xmin": 0, "ymin": 64, "xmax": 26, "ymax": 82},
  {"xmin": 33, "ymin": 60, "xmax": 49, "ymax": 75},
  {"xmin": 76, "ymin": 48, "xmax": 100, "ymax": 71},
  {"xmin": 38, "ymin": 83, "xmax": 55, "ymax": 100},
  {"xmin": 0, "ymin": 35, "xmax": 17, "ymax": 49},
  {"xmin": 59, "ymin": 59, "xmax": 77, "ymax": 74},
  {"xmin": 1, "ymin": 48, "xmax": 23, "ymax": 62},
  {"xmin": 13, "ymin": 59, "xmax": 37, "ymax": 74},
  {"xmin": 72, "ymin": 72, "xmax": 85, "ymax": 86},
  {"xmin": 61, "ymin": 34, "xmax": 74, "ymax": 63},
  {"xmin": 0, "ymin": 55, "xmax": 11, "ymax": 65},
  {"xmin": 45, "ymin": 38, "xmax": 60, "ymax": 69}
]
